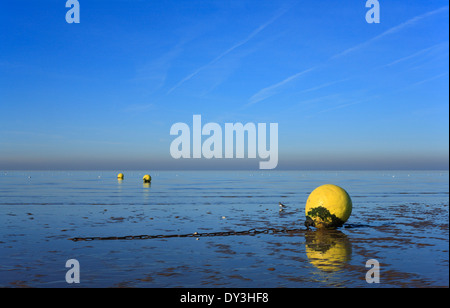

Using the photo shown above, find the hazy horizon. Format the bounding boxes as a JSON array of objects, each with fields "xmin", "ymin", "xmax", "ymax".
[{"xmin": 1, "ymin": 156, "xmax": 448, "ymax": 171}]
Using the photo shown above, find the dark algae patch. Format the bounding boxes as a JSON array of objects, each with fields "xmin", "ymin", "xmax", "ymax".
[{"xmin": 306, "ymin": 206, "xmax": 345, "ymax": 229}]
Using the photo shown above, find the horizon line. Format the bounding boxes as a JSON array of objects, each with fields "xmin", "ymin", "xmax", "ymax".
[{"xmin": 2, "ymin": 168, "xmax": 448, "ymax": 172}]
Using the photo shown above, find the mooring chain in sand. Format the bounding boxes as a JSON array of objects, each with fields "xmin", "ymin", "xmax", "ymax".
[{"xmin": 69, "ymin": 227, "xmax": 308, "ymax": 242}]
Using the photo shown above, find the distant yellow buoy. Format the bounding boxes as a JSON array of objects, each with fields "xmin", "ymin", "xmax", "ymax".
[
  {"xmin": 143, "ymin": 174, "xmax": 151, "ymax": 183},
  {"xmin": 117, "ymin": 173, "xmax": 124, "ymax": 180},
  {"xmin": 305, "ymin": 184, "xmax": 352, "ymax": 229}
]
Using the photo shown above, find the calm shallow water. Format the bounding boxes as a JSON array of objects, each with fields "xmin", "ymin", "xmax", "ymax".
[{"xmin": 0, "ymin": 170, "xmax": 448, "ymax": 287}]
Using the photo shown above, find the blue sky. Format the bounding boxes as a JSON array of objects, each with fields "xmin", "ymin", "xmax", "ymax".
[{"xmin": 0, "ymin": 0, "xmax": 448, "ymax": 170}]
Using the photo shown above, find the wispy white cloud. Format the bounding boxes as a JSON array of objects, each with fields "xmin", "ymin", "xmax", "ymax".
[
  {"xmin": 331, "ymin": 6, "xmax": 449, "ymax": 60},
  {"xmin": 408, "ymin": 72, "xmax": 449, "ymax": 88},
  {"xmin": 316, "ymin": 100, "xmax": 366, "ymax": 115},
  {"xmin": 247, "ymin": 6, "xmax": 449, "ymax": 106},
  {"xmin": 167, "ymin": 6, "xmax": 290, "ymax": 94},
  {"xmin": 382, "ymin": 41, "xmax": 449, "ymax": 68},
  {"xmin": 133, "ymin": 43, "xmax": 185, "ymax": 92},
  {"xmin": 299, "ymin": 77, "xmax": 352, "ymax": 94},
  {"xmin": 313, "ymin": 71, "xmax": 448, "ymax": 116},
  {"xmin": 247, "ymin": 66, "xmax": 317, "ymax": 106},
  {"xmin": 311, "ymin": 94, "xmax": 380, "ymax": 117}
]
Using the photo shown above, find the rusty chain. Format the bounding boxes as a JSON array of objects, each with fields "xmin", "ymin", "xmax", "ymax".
[{"xmin": 69, "ymin": 227, "xmax": 307, "ymax": 242}]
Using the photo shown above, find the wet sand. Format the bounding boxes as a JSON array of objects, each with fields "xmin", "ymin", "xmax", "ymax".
[{"xmin": 0, "ymin": 171, "xmax": 448, "ymax": 287}]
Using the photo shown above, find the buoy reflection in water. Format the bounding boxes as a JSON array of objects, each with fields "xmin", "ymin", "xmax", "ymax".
[{"xmin": 305, "ymin": 230, "xmax": 352, "ymax": 273}]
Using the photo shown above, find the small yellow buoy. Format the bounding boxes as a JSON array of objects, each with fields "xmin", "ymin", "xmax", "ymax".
[
  {"xmin": 117, "ymin": 173, "xmax": 124, "ymax": 180},
  {"xmin": 143, "ymin": 174, "xmax": 151, "ymax": 183},
  {"xmin": 305, "ymin": 184, "xmax": 352, "ymax": 229}
]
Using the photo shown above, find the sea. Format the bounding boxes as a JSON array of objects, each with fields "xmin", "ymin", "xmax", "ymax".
[{"xmin": 0, "ymin": 170, "xmax": 448, "ymax": 288}]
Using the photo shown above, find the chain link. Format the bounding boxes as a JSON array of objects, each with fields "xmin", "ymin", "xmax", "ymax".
[{"xmin": 69, "ymin": 227, "xmax": 307, "ymax": 242}]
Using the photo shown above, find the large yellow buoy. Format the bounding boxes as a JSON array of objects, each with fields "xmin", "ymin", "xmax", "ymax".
[
  {"xmin": 143, "ymin": 174, "xmax": 151, "ymax": 183},
  {"xmin": 117, "ymin": 173, "xmax": 124, "ymax": 180},
  {"xmin": 305, "ymin": 184, "xmax": 352, "ymax": 229}
]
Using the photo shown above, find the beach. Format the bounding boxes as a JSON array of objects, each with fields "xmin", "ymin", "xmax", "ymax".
[{"xmin": 0, "ymin": 170, "xmax": 448, "ymax": 287}]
